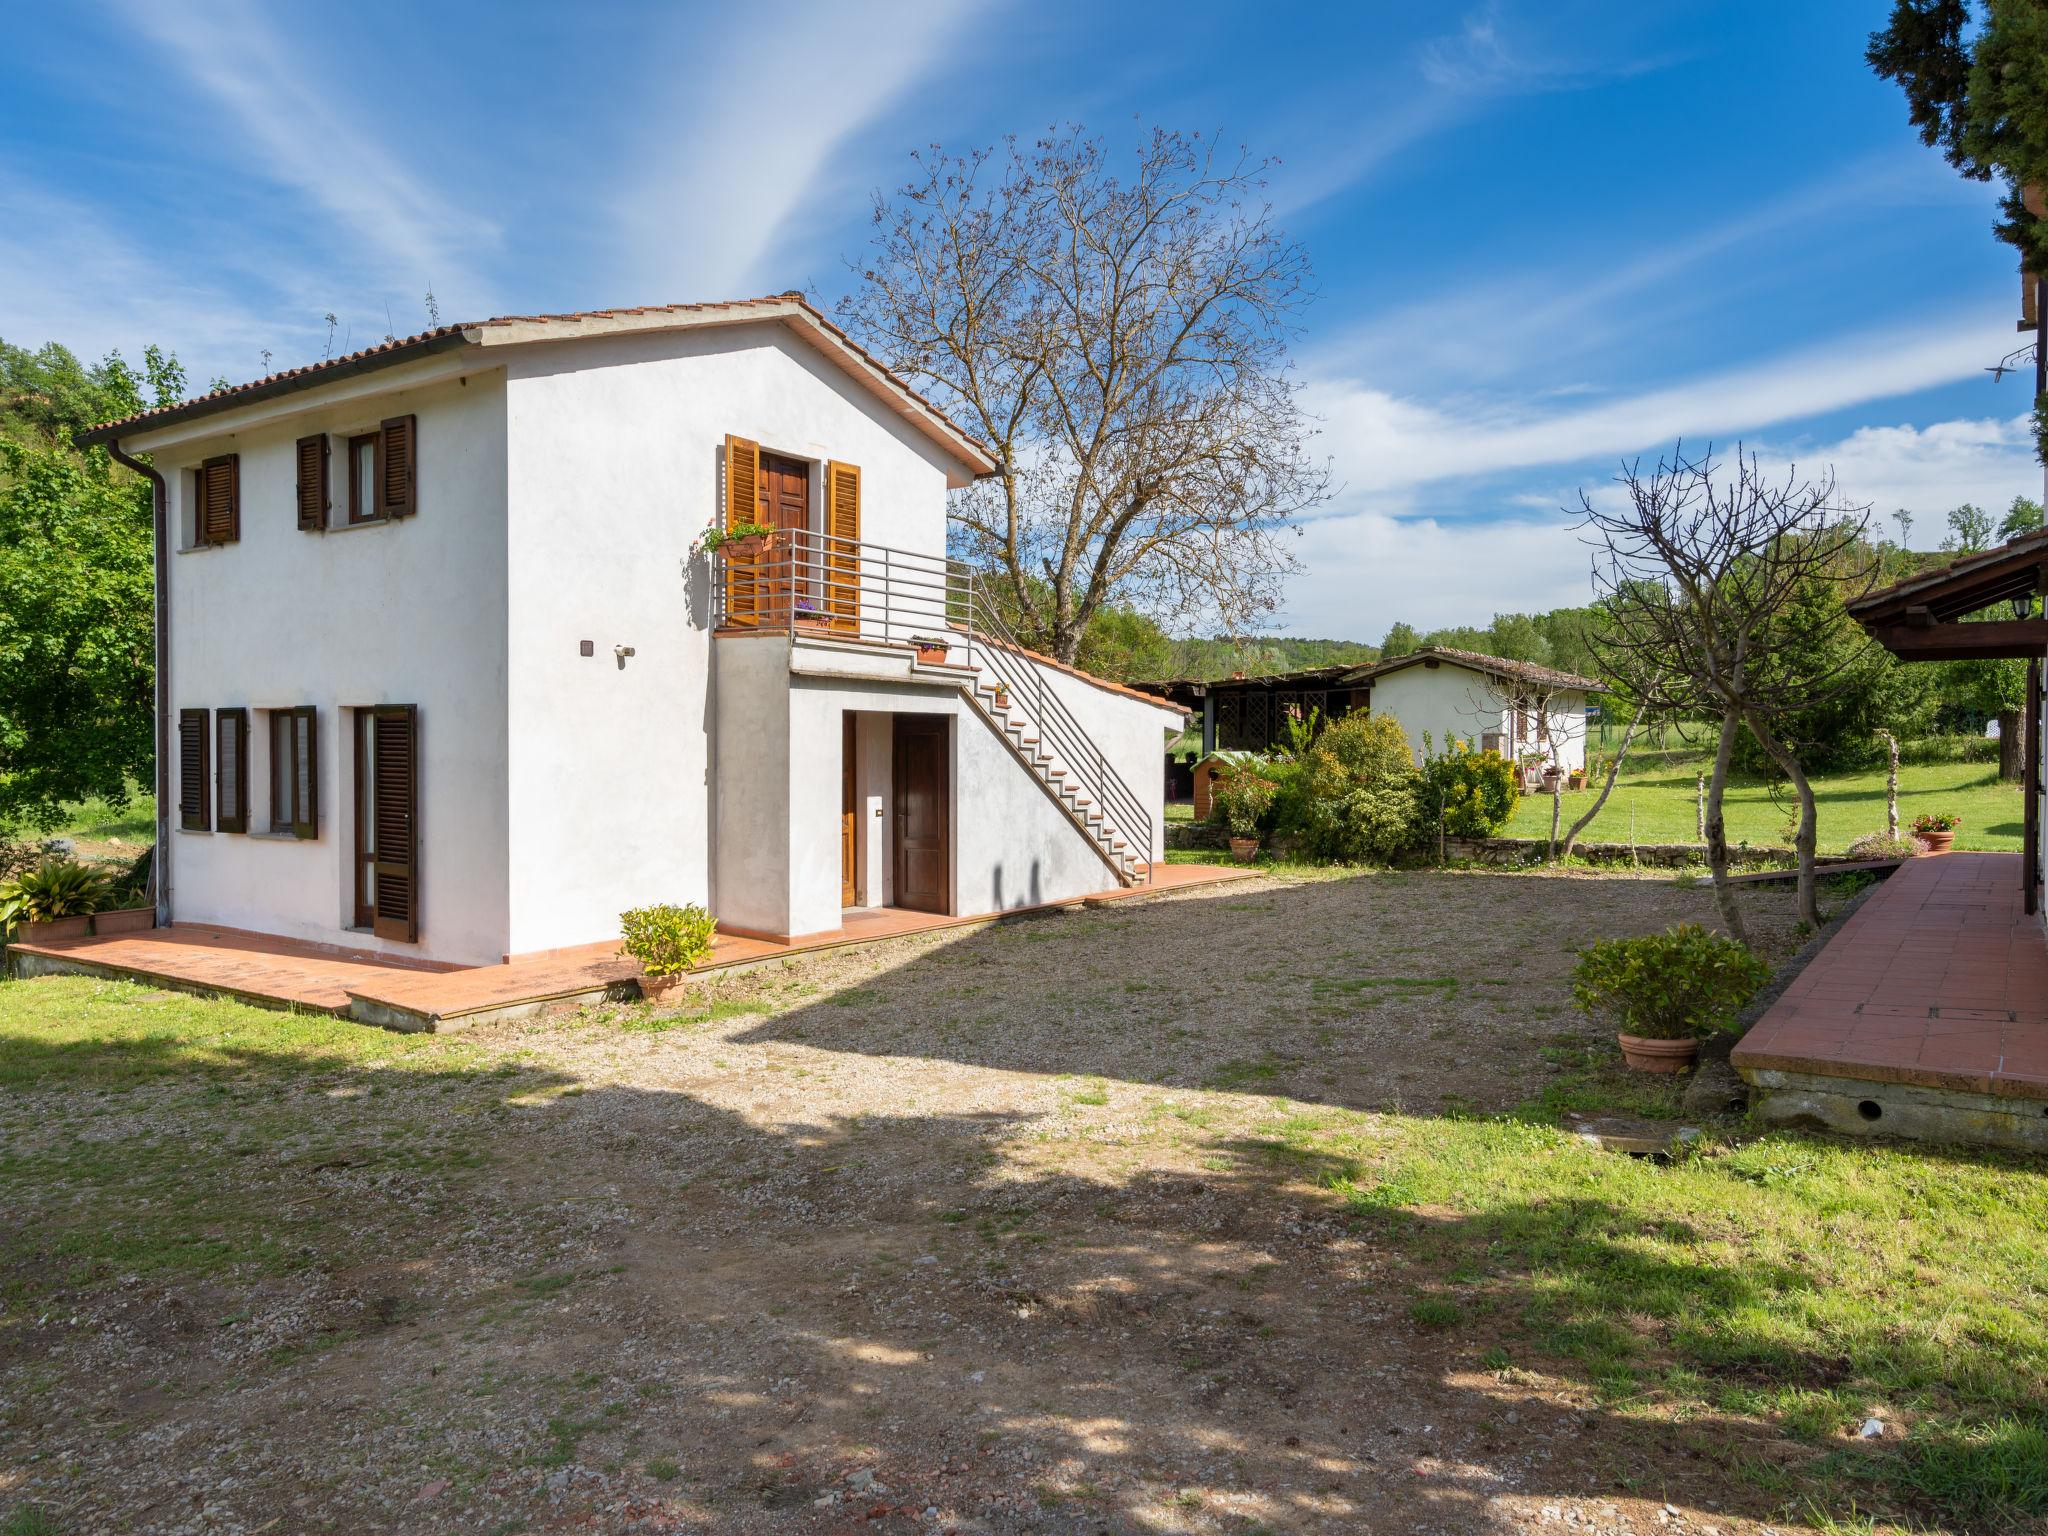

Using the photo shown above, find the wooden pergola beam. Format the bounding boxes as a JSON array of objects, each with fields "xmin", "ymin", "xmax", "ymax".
[{"xmin": 1868, "ymin": 618, "xmax": 2048, "ymax": 661}]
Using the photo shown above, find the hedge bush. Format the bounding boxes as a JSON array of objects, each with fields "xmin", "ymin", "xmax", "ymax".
[{"xmin": 618, "ymin": 902, "xmax": 718, "ymax": 978}]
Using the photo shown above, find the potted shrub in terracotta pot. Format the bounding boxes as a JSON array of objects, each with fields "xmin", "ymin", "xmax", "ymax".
[
  {"xmin": 1911, "ymin": 811, "xmax": 1961, "ymax": 854},
  {"xmin": 1, "ymin": 858, "xmax": 115, "ymax": 943},
  {"xmin": 912, "ymin": 635, "xmax": 951, "ymax": 664},
  {"xmin": 1211, "ymin": 767, "xmax": 1278, "ymax": 863},
  {"xmin": 618, "ymin": 902, "xmax": 718, "ymax": 1002},
  {"xmin": 1571, "ymin": 922, "xmax": 1771, "ymax": 1073},
  {"xmin": 700, "ymin": 519, "xmax": 778, "ymax": 562}
]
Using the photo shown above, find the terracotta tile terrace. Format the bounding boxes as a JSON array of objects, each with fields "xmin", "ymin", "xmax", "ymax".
[
  {"xmin": 1733, "ymin": 852, "xmax": 2048, "ymax": 1101},
  {"xmin": 4, "ymin": 861, "xmax": 1255, "ymax": 1031}
]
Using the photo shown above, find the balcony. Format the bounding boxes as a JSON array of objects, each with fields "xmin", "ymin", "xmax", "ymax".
[{"xmin": 712, "ymin": 525, "xmax": 966, "ymax": 657}]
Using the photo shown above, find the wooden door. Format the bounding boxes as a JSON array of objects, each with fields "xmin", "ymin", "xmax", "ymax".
[
  {"xmin": 892, "ymin": 715, "xmax": 949, "ymax": 914},
  {"xmin": 841, "ymin": 714, "xmax": 858, "ymax": 908},
  {"xmin": 363, "ymin": 705, "xmax": 419, "ymax": 942},
  {"xmin": 758, "ymin": 452, "xmax": 810, "ymax": 622}
]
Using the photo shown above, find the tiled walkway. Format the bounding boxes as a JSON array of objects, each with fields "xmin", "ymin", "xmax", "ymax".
[
  {"xmin": 1733, "ymin": 853, "xmax": 2048, "ymax": 1100},
  {"xmin": 6, "ymin": 862, "xmax": 1254, "ymax": 1028}
]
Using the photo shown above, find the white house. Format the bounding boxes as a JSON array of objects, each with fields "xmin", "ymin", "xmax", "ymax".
[
  {"xmin": 83, "ymin": 296, "xmax": 1183, "ymax": 967},
  {"xmin": 1346, "ymin": 647, "xmax": 1600, "ymax": 771}
]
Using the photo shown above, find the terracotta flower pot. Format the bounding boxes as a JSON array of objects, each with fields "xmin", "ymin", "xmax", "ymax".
[
  {"xmin": 723, "ymin": 533, "xmax": 772, "ymax": 561},
  {"xmin": 92, "ymin": 907, "xmax": 156, "ymax": 935},
  {"xmin": 20, "ymin": 915, "xmax": 91, "ymax": 942},
  {"xmin": 1915, "ymin": 830, "xmax": 1955, "ymax": 854},
  {"xmin": 1617, "ymin": 1033, "xmax": 1699, "ymax": 1074},
  {"xmin": 914, "ymin": 642, "xmax": 949, "ymax": 664},
  {"xmin": 636, "ymin": 973, "xmax": 686, "ymax": 1003},
  {"xmin": 1228, "ymin": 836, "xmax": 1260, "ymax": 863}
]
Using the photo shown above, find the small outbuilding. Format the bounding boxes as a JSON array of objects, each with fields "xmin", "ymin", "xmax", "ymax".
[{"xmin": 1342, "ymin": 647, "xmax": 1602, "ymax": 771}]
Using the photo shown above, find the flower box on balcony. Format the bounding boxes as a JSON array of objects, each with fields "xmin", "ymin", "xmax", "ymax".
[{"xmin": 912, "ymin": 636, "xmax": 951, "ymax": 664}]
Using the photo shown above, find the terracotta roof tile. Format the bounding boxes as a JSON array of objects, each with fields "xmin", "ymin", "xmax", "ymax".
[
  {"xmin": 79, "ymin": 293, "xmax": 997, "ymax": 473},
  {"xmin": 1348, "ymin": 645, "xmax": 1602, "ymax": 693}
]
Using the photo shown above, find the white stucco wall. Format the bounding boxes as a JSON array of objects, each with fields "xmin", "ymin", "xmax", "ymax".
[
  {"xmin": 1030, "ymin": 658, "xmax": 1184, "ymax": 863},
  {"xmin": 1368, "ymin": 663, "xmax": 1587, "ymax": 772},
  {"xmin": 150, "ymin": 369, "xmax": 511, "ymax": 965},
  {"xmin": 500, "ymin": 321, "xmax": 961, "ymax": 953}
]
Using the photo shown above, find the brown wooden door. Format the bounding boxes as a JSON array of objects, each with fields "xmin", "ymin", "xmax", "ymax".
[
  {"xmin": 361, "ymin": 705, "xmax": 419, "ymax": 943},
  {"xmin": 841, "ymin": 714, "xmax": 858, "ymax": 908},
  {"xmin": 758, "ymin": 452, "xmax": 810, "ymax": 622},
  {"xmin": 892, "ymin": 715, "xmax": 948, "ymax": 914}
]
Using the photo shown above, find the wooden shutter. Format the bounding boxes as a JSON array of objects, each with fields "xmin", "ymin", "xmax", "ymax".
[
  {"xmin": 722, "ymin": 434, "xmax": 760, "ymax": 627},
  {"xmin": 370, "ymin": 705, "xmax": 418, "ymax": 941},
  {"xmin": 179, "ymin": 708, "xmax": 210, "ymax": 831},
  {"xmin": 375, "ymin": 414, "xmax": 417, "ymax": 518},
  {"xmin": 290, "ymin": 705, "xmax": 318, "ymax": 839},
  {"xmin": 198, "ymin": 455, "xmax": 239, "ymax": 545},
  {"xmin": 295, "ymin": 435, "xmax": 329, "ymax": 531},
  {"xmin": 823, "ymin": 460, "xmax": 861, "ymax": 634},
  {"xmin": 215, "ymin": 708, "xmax": 248, "ymax": 833}
]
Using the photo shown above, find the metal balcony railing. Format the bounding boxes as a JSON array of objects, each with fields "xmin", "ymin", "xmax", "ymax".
[{"xmin": 712, "ymin": 526, "xmax": 1153, "ymax": 880}]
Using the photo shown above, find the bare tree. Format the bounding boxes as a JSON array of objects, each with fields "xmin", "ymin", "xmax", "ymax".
[
  {"xmin": 1578, "ymin": 445, "xmax": 1879, "ymax": 936},
  {"xmin": 840, "ymin": 126, "xmax": 1330, "ymax": 661}
]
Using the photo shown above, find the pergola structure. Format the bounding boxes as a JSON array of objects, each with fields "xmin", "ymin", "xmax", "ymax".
[{"xmin": 1846, "ymin": 528, "xmax": 2048, "ymax": 918}]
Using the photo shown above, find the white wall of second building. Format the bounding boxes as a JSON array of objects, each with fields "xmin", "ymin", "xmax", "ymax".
[
  {"xmin": 150, "ymin": 368, "xmax": 512, "ymax": 965},
  {"xmin": 499, "ymin": 321, "xmax": 960, "ymax": 954},
  {"xmin": 1369, "ymin": 665, "xmax": 1587, "ymax": 771}
]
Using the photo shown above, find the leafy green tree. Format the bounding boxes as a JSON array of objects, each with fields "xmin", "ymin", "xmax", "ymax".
[
  {"xmin": 1943, "ymin": 502, "xmax": 1996, "ymax": 551},
  {"xmin": 1998, "ymin": 494, "xmax": 2044, "ymax": 539},
  {"xmin": 1072, "ymin": 603, "xmax": 1174, "ymax": 682},
  {"xmin": 1869, "ymin": 0, "xmax": 2048, "ymax": 275},
  {"xmin": 0, "ymin": 339, "xmax": 181, "ymax": 831},
  {"xmin": 1378, "ymin": 621, "xmax": 1419, "ymax": 658}
]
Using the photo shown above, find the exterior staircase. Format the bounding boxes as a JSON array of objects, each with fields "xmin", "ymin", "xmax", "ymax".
[
  {"xmin": 959, "ymin": 679, "xmax": 1143, "ymax": 885},
  {"xmin": 951, "ymin": 610, "xmax": 1152, "ymax": 888}
]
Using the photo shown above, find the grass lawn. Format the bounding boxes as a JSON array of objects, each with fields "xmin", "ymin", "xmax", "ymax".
[
  {"xmin": 1507, "ymin": 754, "xmax": 2025, "ymax": 854},
  {"xmin": 3, "ymin": 868, "xmax": 2045, "ymax": 1533}
]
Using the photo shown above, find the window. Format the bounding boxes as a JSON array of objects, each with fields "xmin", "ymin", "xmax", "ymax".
[
  {"xmin": 178, "ymin": 708, "xmax": 210, "ymax": 831},
  {"xmin": 344, "ymin": 415, "xmax": 418, "ymax": 524},
  {"xmin": 216, "ymin": 708, "xmax": 248, "ymax": 833},
  {"xmin": 189, "ymin": 454, "xmax": 239, "ymax": 546},
  {"xmin": 268, "ymin": 707, "xmax": 319, "ymax": 838},
  {"xmin": 347, "ymin": 433, "xmax": 378, "ymax": 524}
]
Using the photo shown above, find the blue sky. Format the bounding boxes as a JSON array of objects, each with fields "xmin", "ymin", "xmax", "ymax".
[{"xmin": 4, "ymin": 0, "xmax": 2040, "ymax": 638}]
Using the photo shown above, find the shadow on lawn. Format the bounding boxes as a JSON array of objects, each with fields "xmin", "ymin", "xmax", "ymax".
[{"xmin": 2, "ymin": 1000, "xmax": 2032, "ymax": 1534}]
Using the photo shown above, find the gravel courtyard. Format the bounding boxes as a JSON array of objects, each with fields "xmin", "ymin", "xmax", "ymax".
[{"xmin": 9, "ymin": 865, "xmax": 2039, "ymax": 1536}]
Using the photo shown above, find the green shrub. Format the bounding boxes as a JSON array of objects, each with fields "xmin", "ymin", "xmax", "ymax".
[
  {"xmin": 1295, "ymin": 712, "xmax": 1426, "ymax": 863},
  {"xmin": 617, "ymin": 902, "xmax": 718, "ymax": 977},
  {"xmin": 1210, "ymin": 768, "xmax": 1278, "ymax": 840},
  {"xmin": 1844, "ymin": 832, "xmax": 1920, "ymax": 860},
  {"xmin": 1897, "ymin": 733, "xmax": 1999, "ymax": 766},
  {"xmin": 0, "ymin": 858, "xmax": 116, "ymax": 933},
  {"xmin": 1421, "ymin": 741, "xmax": 1520, "ymax": 837},
  {"xmin": 1312, "ymin": 782, "xmax": 1424, "ymax": 863},
  {"xmin": 1570, "ymin": 923, "xmax": 1770, "ymax": 1040}
]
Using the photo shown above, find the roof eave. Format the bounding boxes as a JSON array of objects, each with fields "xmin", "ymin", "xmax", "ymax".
[{"xmin": 76, "ymin": 328, "xmax": 479, "ymax": 449}]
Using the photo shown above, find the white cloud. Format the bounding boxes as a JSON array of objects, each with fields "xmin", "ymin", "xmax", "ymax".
[
  {"xmin": 1303, "ymin": 302, "xmax": 2013, "ymax": 497},
  {"xmin": 613, "ymin": 0, "xmax": 990, "ymax": 300},
  {"xmin": 1277, "ymin": 508, "xmax": 1591, "ymax": 637},
  {"xmin": 112, "ymin": 0, "xmax": 495, "ymax": 311},
  {"xmin": 0, "ymin": 173, "xmax": 297, "ymax": 379},
  {"xmin": 1268, "ymin": 413, "xmax": 2044, "ymax": 643}
]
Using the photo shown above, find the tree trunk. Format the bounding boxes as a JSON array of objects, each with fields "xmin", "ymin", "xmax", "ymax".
[
  {"xmin": 1549, "ymin": 777, "xmax": 1563, "ymax": 861},
  {"xmin": 1876, "ymin": 729, "xmax": 1900, "ymax": 839},
  {"xmin": 1745, "ymin": 710, "xmax": 1821, "ymax": 929},
  {"xmin": 1704, "ymin": 712, "xmax": 1749, "ymax": 945},
  {"xmin": 1998, "ymin": 709, "xmax": 2025, "ymax": 783},
  {"xmin": 1695, "ymin": 773, "xmax": 1705, "ymax": 844},
  {"xmin": 1561, "ymin": 697, "xmax": 1650, "ymax": 862}
]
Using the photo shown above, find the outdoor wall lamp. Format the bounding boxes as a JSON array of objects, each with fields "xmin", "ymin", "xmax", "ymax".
[
  {"xmin": 2015, "ymin": 592, "xmax": 2039, "ymax": 621},
  {"xmin": 615, "ymin": 644, "xmax": 637, "ymax": 669}
]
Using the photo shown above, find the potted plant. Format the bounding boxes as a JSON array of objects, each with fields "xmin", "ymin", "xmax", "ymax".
[
  {"xmin": 1912, "ymin": 811, "xmax": 1961, "ymax": 854},
  {"xmin": 1571, "ymin": 922, "xmax": 1771, "ymax": 1073},
  {"xmin": 992, "ymin": 680, "xmax": 1010, "ymax": 709},
  {"xmin": 1567, "ymin": 767, "xmax": 1588, "ymax": 791},
  {"xmin": 618, "ymin": 902, "xmax": 719, "ymax": 1001},
  {"xmin": 911, "ymin": 635, "xmax": 951, "ymax": 664},
  {"xmin": 1211, "ymin": 769, "xmax": 1278, "ymax": 862},
  {"xmin": 700, "ymin": 519, "xmax": 778, "ymax": 560},
  {"xmin": 1, "ymin": 859, "xmax": 115, "ymax": 942}
]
